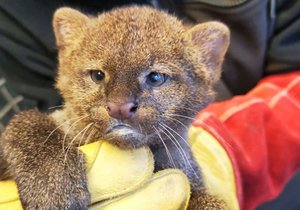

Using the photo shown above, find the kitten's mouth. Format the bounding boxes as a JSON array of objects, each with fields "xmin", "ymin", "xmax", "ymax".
[
  {"xmin": 106, "ymin": 124, "xmax": 138, "ymax": 135},
  {"xmin": 103, "ymin": 123, "xmax": 146, "ymax": 149}
]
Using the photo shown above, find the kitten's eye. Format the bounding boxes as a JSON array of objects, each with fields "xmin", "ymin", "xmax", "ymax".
[
  {"xmin": 146, "ymin": 72, "xmax": 167, "ymax": 87},
  {"xmin": 90, "ymin": 70, "xmax": 105, "ymax": 83}
]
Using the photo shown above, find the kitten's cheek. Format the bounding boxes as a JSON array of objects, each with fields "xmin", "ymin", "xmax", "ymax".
[{"xmin": 136, "ymin": 107, "xmax": 160, "ymax": 124}]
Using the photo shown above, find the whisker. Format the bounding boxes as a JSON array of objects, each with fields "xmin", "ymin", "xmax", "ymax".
[
  {"xmin": 159, "ymin": 123, "xmax": 200, "ymax": 180},
  {"xmin": 158, "ymin": 125, "xmax": 188, "ymax": 170},
  {"xmin": 75, "ymin": 128, "xmax": 98, "ymax": 163},
  {"xmin": 48, "ymin": 104, "xmax": 64, "ymax": 110},
  {"xmin": 64, "ymin": 123, "xmax": 94, "ymax": 166},
  {"xmin": 43, "ymin": 115, "xmax": 88, "ymax": 145},
  {"xmin": 129, "ymin": 138, "xmax": 136, "ymax": 149},
  {"xmin": 153, "ymin": 126, "xmax": 176, "ymax": 168},
  {"xmin": 76, "ymin": 123, "xmax": 96, "ymax": 158},
  {"xmin": 77, "ymin": 123, "xmax": 95, "ymax": 147},
  {"xmin": 62, "ymin": 115, "xmax": 89, "ymax": 152},
  {"xmin": 83, "ymin": 127, "xmax": 98, "ymax": 145},
  {"xmin": 167, "ymin": 113, "xmax": 196, "ymax": 121},
  {"xmin": 159, "ymin": 122, "xmax": 190, "ymax": 146},
  {"xmin": 164, "ymin": 115, "xmax": 189, "ymax": 130},
  {"xmin": 170, "ymin": 105, "xmax": 200, "ymax": 114},
  {"xmin": 138, "ymin": 123, "xmax": 143, "ymax": 134}
]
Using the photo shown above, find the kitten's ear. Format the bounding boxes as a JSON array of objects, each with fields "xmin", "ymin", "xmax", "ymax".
[
  {"xmin": 186, "ymin": 22, "xmax": 230, "ymax": 82},
  {"xmin": 53, "ymin": 7, "xmax": 88, "ymax": 48}
]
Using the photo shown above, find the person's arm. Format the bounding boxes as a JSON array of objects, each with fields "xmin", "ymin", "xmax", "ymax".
[{"xmin": 193, "ymin": 71, "xmax": 300, "ymax": 210}]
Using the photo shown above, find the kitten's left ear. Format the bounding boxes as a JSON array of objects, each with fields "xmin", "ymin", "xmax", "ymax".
[
  {"xmin": 53, "ymin": 7, "xmax": 89, "ymax": 48},
  {"xmin": 186, "ymin": 22, "xmax": 230, "ymax": 83}
]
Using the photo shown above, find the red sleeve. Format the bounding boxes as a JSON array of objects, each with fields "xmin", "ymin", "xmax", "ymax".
[{"xmin": 193, "ymin": 71, "xmax": 300, "ymax": 210}]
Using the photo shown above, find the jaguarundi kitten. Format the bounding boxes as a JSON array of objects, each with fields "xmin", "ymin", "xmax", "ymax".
[{"xmin": 0, "ymin": 6, "xmax": 230, "ymax": 210}]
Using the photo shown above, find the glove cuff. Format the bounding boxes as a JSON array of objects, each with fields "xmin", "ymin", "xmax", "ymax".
[{"xmin": 189, "ymin": 126, "xmax": 239, "ymax": 210}]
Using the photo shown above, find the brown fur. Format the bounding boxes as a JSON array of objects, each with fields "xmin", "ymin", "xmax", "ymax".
[{"xmin": 0, "ymin": 6, "xmax": 229, "ymax": 209}]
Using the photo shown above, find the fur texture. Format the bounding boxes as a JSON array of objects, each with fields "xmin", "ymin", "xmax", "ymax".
[{"xmin": 0, "ymin": 6, "xmax": 229, "ymax": 209}]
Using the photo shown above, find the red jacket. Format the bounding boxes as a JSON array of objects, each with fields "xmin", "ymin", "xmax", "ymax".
[{"xmin": 193, "ymin": 71, "xmax": 300, "ymax": 210}]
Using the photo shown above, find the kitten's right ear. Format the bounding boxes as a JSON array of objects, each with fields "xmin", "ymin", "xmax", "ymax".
[
  {"xmin": 53, "ymin": 7, "xmax": 88, "ymax": 48},
  {"xmin": 185, "ymin": 22, "xmax": 230, "ymax": 84}
]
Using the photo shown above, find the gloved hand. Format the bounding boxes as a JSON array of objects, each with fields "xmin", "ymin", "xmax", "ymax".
[
  {"xmin": 0, "ymin": 129, "xmax": 238, "ymax": 210},
  {"xmin": 0, "ymin": 141, "xmax": 191, "ymax": 210}
]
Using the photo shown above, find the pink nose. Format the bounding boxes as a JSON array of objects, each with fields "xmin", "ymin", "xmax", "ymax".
[{"xmin": 107, "ymin": 102, "xmax": 138, "ymax": 119}]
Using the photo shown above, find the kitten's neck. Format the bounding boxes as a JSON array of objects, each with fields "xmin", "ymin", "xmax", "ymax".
[{"xmin": 150, "ymin": 128, "xmax": 202, "ymax": 186}]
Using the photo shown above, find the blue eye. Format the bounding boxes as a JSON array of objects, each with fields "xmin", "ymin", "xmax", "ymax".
[
  {"xmin": 90, "ymin": 70, "xmax": 105, "ymax": 83},
  {"xmin": 146, "ymin": 72, "xmax": 167, "ymax": 87}
]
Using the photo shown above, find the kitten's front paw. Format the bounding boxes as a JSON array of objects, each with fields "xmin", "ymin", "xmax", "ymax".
[
  {"xmin": 19, "ymin": 175, "xmax": 90, "ymax": 210},
  {"xmin": 188, "ymin": 188, "xmax": 228, "ymax": 210},
  {"xmin": 17, "ymin": 153, "xmax": 90, "ymax": 210},
  {"xmin": 19, "ymin": 174, "xmax": 90, "ymax": 210},
  {"xmin": 21, "ymin": 189, "xmax": 90, "ymax": 210}
]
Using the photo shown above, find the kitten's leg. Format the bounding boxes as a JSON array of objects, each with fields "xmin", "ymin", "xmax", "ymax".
[
  {"xmin": 0, "ymin": 110, "xmax": 90, "ymax": 210},
  {"xmin": 0, "ymin": 145, "xmax": 10, "ymax": 180},
  {"xmin": 187, "ymin": 157, "xmax": 228, "ymax": 209},
  {"xmin": 187, "ymin": 163, "xmax": 228, "ymax": 210}
]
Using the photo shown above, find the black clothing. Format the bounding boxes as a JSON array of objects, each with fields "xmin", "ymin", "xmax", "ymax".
[
  {"xmin": 159, "ymin": 0, "xmax": 300, "ymax": 95},
  {"xmin": 0, "ymin": 0, "xmax": 152, "ymax": 110}
]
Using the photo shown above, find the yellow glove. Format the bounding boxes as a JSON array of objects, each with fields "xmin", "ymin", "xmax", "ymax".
[
  {"xmin": 0, "ymin": 128, "xmax": 239, "ymax": 210},
  {"xmin": 0, "ymin": 141, "xmax": 190, "ymax": 210}
]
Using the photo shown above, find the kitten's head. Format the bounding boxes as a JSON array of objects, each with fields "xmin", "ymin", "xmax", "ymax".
[{"xmin": 53, "ymin": 6, "xmax": 229, "ymax": 148}]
